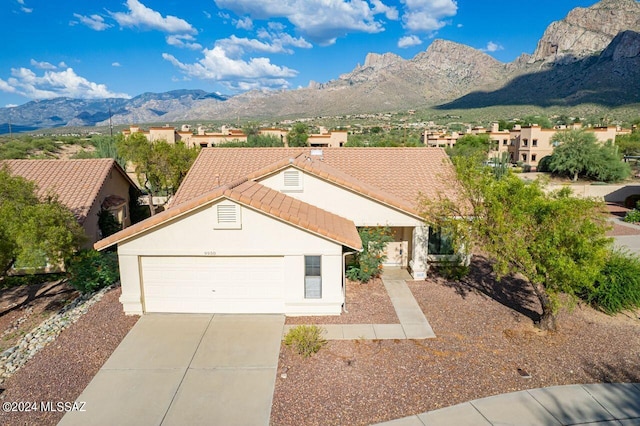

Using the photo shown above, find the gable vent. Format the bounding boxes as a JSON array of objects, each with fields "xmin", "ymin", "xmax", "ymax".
[
  {"xmin": 215, "ymin": 203, "xmax": 241, "ymax": 229},
  {"xmin": 217, "ymin": 204, "xmax": 237, "ymax": 223},
  {"xmin": 283, "ymin": 170, "xmax": 300, "ymax": 187}
]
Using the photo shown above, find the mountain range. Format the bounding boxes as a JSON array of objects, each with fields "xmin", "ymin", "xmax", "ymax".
[{"xmin": 1, "ymin": 0, "xmax": 639, "ymax": 131}]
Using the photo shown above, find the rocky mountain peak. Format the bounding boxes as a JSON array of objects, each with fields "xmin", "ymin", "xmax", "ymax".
[
  {"xmin": 530, "ymin": 0, "xmax": 640, "ymax": 64},
  {"xmin": 362, "ymin": 52, "xmax": 403, "ymax": 69}
]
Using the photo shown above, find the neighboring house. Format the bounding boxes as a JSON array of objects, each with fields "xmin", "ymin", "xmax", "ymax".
[
  {"xmin": 95, "ymin": 148, "xmax": 460, "ymax": 316},
  {"xmin": 123, "ymin": 124, "xmax": 349, "ymax": 148},
  {"xmin": 423, "ymin": 123, "xmax": 624, "ymax": 170},
  {"xmin": 2, "ymin": 159, "xmax": 137, "ymax": 246}
]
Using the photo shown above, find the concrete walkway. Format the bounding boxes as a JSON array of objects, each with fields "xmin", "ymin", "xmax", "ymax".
[
  {"xmin": 282, "ymin": 268, "xmax": 435, "ymax": 340},
  {"xmin": 59, "ymin": 314, "xmax": 284, "ymax": 426},
  {"xmin": 610, "ymin": 217, "xmax": 640, "ymax": 256},
  {"xmin": 374, "ymin": 383, "xmax": 640, "ymax": 426}
]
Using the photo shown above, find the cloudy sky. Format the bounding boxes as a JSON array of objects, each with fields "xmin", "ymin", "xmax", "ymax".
[{"xmin": 1, "ymin": 0, "xmax": 597, "ymax": 107}]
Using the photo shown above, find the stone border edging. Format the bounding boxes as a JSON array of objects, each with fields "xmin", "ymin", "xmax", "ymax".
[{"xmin": 0, "ymin": 283, "xmax": 116, "ymax": 385}]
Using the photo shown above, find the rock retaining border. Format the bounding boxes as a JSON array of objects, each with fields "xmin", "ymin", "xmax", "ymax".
[{"xmin": 0, "ymin": 284, "xmax": 115, "ymax": 385}]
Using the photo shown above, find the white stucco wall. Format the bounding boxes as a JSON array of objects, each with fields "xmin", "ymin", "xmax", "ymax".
[
  {"xmin": 117, "ymin": 199, "xmax": 345, "ymax": 315},
  {"xmin": 259, "ymin": 168, "xmax": 423, "ymax": 227}
]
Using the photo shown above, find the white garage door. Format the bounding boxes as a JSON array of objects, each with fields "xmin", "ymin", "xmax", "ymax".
[{"xmin": 141, "ymin": 256, "xmax": 285, "ymax": 313}]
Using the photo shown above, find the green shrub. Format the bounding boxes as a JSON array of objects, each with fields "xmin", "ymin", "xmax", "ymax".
[
  {"xmin": 432, "ymin": 261, "xmax": 469, "ymax": 281},
  {"xmin": 98, "ymin": 209, "xmax": 122, "ymax": 238},
  {"xmin": 67, "ymin": 250, "xmax": 119, "ymax": 293},
  {"xmin": 283, "ymin": 325, "xmax": 327, "ymax": 358},
  {"xmin": 587, "ymin": 250, "xmax": 640, "ymax": 314},
  {"xmin": 346, "ymin": 226, "xmax": 394, "ymax": 282},
  {"xmin": 623, "ymin": 209, "xmax": 640, "ymax": 224}
]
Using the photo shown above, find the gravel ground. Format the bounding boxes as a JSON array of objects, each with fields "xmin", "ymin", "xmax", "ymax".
[
  {"xmin": 271, "ymin": 259, "xmax": 640, "ymax": 426},
  {"xmin": 285, "ymin": 278, "xmax": 398, "ymax": 325},
  {"xmin": 0, "ymin": 280, "xmax": 78, "ymax": 353},
  {"xmin": 0, "ymin": 286, "xmax": 138, "ymax": 426}
]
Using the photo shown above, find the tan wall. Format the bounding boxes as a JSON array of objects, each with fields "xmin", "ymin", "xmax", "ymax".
[
  {"xmin": 259, "ymin": 168, "xmax": 422, "ymax": 227},
  {"xmin": 83, "ymin": 168, "xmax": 132, "ymax": 247},
  {"xmin": 117, "ymin": 200, "xmax": 345, "ymax": 315}
]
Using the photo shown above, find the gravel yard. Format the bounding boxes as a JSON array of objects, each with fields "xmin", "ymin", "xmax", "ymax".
[
  {"xmin": 285, "ymin": 278, "xmax": 398, "ymax": 325},
  {"xmin": 0, "ymin": 257, "xmax": 638, "ymax": 426},
  {"xmin": 0, "ymin": 286, "xmax": 138, "ymax": 426},
  {"xmin": 271, "ymin": 258, "xmax": 640, "ymax": 426}
]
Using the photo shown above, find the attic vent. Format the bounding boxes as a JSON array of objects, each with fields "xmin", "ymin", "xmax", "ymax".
[
  {"xmin": 214, "ymin": 203, "xmax": 241, "ymax": 229},
  {"xmin": 282, "ymin": 169, "xmax": 303, "ymax": 192}
]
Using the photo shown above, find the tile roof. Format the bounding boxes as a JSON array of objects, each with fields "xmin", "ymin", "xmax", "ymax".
[
  {"xmin": 2, "ymin": 159, "xmax": 132, "ymax": 224},
  {"xmin": 171, "ymin": 147, "xmax": 459, "ymax": 212},
  {"xmin": 95, "ymin": 179, "xmax": 362, "ymax": 251}
]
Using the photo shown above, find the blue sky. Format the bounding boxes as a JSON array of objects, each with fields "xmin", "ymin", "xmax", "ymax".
[{"xmin": 1, "ymin": 0, "xmax": 599, "ymax": 107}]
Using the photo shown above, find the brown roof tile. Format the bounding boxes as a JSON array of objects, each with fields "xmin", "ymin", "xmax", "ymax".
[
  {"xmin": 2, "ymin": 159, "xmax": 133, "ymax": 224},
  {"xmin": 171, "ymin": 148, "xmax": 458, "ymax": 213},
  {"xmin": 95, "ymin": 180, "xmax": 362, "ymax": 251}
]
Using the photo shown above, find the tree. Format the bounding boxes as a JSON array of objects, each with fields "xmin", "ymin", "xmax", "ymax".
[
  {"xmin": 446, "ymin": 134, "xmax": 491, "ymax": 160},
  {"xmin": 421, "ymin": 157, "xmax": 612, "ymax": 331},
  {"xmin": 116, "ymin": 134, "xmax": 198, "ymax": 216},
  {"xmin": 548, "ymin": 130, "xmax": 630, "ymax": 182},
  {"xmin": 615, "ymin": 132, "xmax": 640, "ymax": 156},
  {"xmin": 287, "ymin": 123, "xmax": 309, "ymax": 147},
  {"xmin": 0, "ymin": 166, "xmax": 85, "ymax": 277}
]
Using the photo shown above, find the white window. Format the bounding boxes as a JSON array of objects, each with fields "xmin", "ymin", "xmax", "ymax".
[
  {"xmin": 214, "ymin": 203, "xmax": 241, "ymax": 229},
  {"xmin": 282, "ymin": 169, "xmax": 303, "ymax": 192},
  {"xmin": 304, "ymin": 256, "xmax": 321, "ymax": 299}
]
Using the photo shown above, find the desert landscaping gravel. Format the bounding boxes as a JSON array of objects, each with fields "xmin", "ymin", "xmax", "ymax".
[
  {"xmin": 271, "ymin": 259, "xmax": 640, "ymax": 426},
  {"xmin": 0, "ymin": 286, "xmax": 138, "ymax": 426}
]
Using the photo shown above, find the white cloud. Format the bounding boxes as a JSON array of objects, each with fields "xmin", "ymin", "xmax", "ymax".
[
  {"xmin": 5, "ymin": 104, "xmax": 18, "ymax": 108},
  {"xmin": 59, "ymin": 61, "xmax": 68, "ymax": 68},
  {"xmin": 21, "ymin": 7, "xmax": 32, "ymax": 13},
  {"xmin": 235, "ymin": 17, "xmax": 253, "ymax": 30},
  {"xmin": 268, "ymin": 22, "xmax": 286, "ymax": 31},
  {"xmin": 162, "ymin": 46, "xmax": 297, "ymax": 90},
  {"xmin": 111, "ymin": 0, "xmax": 196, "ymax": 34},
  {"xmin": 73, "ymin": 13, "xmax": 113, "ymax": 31},
  {"xmin": 480, "ymin": 41, "xmax": 504, "ymax": 52},
  {"xmin": 214, "ymin": 0, "xmax": 396, "ymax": 45},
  {"xmin": 112, "ymin": 62, "xmax": 121, "ymax": 67},
  {"xmin": 203, "ymin": 11, "xmax": 212, "ymax": 19},
  {"xmin": 166, "ymin": 34, "xmax": 203, "ymax": 50},
  {"xmin": 397, "ymin": 35, "xmax": 422, "ymax": 48},
  {"xmin": 457, "ymin": 23, "xmax": 463, "ymax": 28},
  {"xmin": 0, "ymin": 67, "xmax": 131, "ymax": 100},
  {"xmin": 372, "ymin": 0, "xmax": 398, "ymax": 20},
  {"xmin": 30, "ymin": 59, "xmax": 57, "ymax": 70},
  {"xmin": 401, "ymin": 0, "xmax": 457, "ymax": 32}
]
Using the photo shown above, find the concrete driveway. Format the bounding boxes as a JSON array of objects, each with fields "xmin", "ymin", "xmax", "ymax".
[{"xmin": 59, "ymin": 314, "xmax": 284, "ymax": 426}]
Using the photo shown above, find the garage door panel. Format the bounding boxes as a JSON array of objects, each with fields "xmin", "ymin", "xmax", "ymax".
[{"xmin": 141, "ymin": 256, "xmax": 284, "ymax": 313}]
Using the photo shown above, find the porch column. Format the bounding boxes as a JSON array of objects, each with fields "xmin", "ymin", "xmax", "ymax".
[{"xmin": 410, "ymin": 225, "xmax": 429, "ymax": 280}]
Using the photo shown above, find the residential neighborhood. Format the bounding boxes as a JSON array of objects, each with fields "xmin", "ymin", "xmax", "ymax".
[{"xmin": 1, "ymin": 0, "xmax": 640, "ymax": 424}]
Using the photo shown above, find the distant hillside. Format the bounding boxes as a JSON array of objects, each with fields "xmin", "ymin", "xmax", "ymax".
[{"xmin": 0, "ymin": 0, "xmax": 638, "ymax": 131}]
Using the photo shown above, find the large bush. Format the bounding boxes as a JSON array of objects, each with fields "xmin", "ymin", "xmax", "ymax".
[
  {"xmin": 67, "ymin": 250, "xmax": 119, "ymax": 293},
  {"xmin": 346, "ymin": 226, "xmax": 394, "ymax": 282},
  {"xmin": 586, "ymin": 250, "xmax": 640, "ymax": 314}
]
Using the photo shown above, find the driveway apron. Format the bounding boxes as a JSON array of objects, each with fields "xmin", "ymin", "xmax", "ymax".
[{"xmin": 59, "ymin": 314, "xmax": 285, "ymax": 426}]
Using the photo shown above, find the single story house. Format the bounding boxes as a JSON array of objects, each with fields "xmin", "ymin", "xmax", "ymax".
[
  {"xmin": 95, "ymin": 148, "xmax": 460, "ymax": 316},
  {"xmin": 3, "ymin": 158, "xmax": 137, "ymax": 246}
]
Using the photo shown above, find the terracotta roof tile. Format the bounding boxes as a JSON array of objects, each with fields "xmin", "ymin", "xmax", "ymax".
[
  {"xmin": 1, "ymin": 159, "xmax": 133, "ymax": 224},
  {"xmin": 171, "ymin": 148, "xmax": 459, "ymax": 214},
  {"xmin": 95, "ymin": 180, "xmax": 362, "ymax": 251}
]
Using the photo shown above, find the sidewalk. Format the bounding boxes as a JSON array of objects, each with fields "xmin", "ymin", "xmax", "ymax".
[
  {"xmin": 282, "ymin": 268, "xmax": 435, "ymax": 340},
  {"xmin": 609, "ymin": 217, "xmax": 640, "ymax": 256},
  {"xmin": 374, "ymin": 383, "xmax": 640, "ymax": 426}
]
